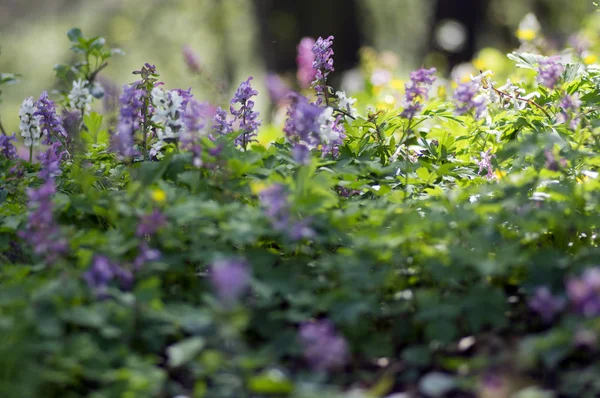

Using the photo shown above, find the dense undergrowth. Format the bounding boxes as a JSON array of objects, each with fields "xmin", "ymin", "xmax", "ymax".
[{"xmin": 2, "ymin": 12, "xmax": 600, "ymax": 398}]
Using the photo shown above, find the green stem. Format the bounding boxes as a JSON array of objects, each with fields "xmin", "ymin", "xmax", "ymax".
[
  {"xmin": 142, "ymin": 94, "xmax": 149, "ymax": 160},
  {"xmin": 29, "ymin": 145, "xmax": 33, "ymax": 163}
]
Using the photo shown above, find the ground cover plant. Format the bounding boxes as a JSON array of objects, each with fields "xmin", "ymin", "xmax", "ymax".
[{"xmin": 1, "ymin": 12, "xmax": 600, "ymax": 397}]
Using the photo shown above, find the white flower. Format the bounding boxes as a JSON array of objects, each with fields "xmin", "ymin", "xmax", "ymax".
[
  {"xmin": 336, "ymin": 91, "xmax": 357, "ymax": 117},
  {"xmin": 151, "ymin": 88, "xmax": 184, "ymax": 141},
  {"xmin": 317, "ymin": 107, "xmax": 339, "ymax": 144},
  {"xmin": 68, "ymin": 79, "xmax": 93, "ymax": 114},
  {"xmin": 19, "ymin": 97, "xmax": 42, "ymax": 147}
]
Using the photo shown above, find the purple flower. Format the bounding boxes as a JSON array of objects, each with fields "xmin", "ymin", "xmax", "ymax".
[
  {"xmin": 183, "ymin": 44, "xmax": 202, "ymax": 74},
  {"xmin": 401, "ymin": 67, "xmax": 436, "ymax": 119},
  {"xmin": 210, "ymin": 258, "xmax": 250, "ymax": 303},
  {"xmin": 476, "ymin": 149, "xmax": 496, "ymax": 179},
  {"xmin": 181, "ymin": 99, "xmax": 213, "ymax": 166},
  {"xmin": 259, "ymin": 183, "xmax": 314, "ymax": 240},
  {"xmin": 311, "ymin": 36, "xmax": 335, "ymax": 104},
  {"xmin": 567, "ymin": 267, "xmax": 600, "ymax": 317},
  {"xmin": 136, "ymin": 209, "xmax": 167, "ymax": 237},
  {"xmin": 212, "ymin": 107, "xmax": 233, "ymax": 137},
  {"xmin": 299, "ymin": 320, "xmax": 348, "ymax": 371},
  {"xmin": 133, "ymin": 242, "xmax": 161, "ymax": 270},
  {"xmin": 453, "ymin": 81, "xmax": 487, "ymax": 119},
  {"xmin": 266, "ymin": 73, "xmax": 292, "ymax": 104},
  {"xmin": 19, "ymin": 179, "xmax": 67, "ymax": 263},
  {"xmin": 112, "ymin": 84, "xmax": 145, "ymax": 159},
  {"xmin": 537, "ymin": 57, "xmax": 564, "ymax": 90},
  {"xmin": 61, "ymin": 109, "xmax": 81, "ymax": 139},
  {"xmin": 259, "ymin": 184, "xmax": 290, "ymax": 230},
  {"xmin": 230, "ymin": 77, "xmax": 261, "ymax": 149},
  {"xmin": 35, "ymin": 91, "xmax": 67, "ymax": 145},
  {"xmin": 38, "ymin": 142, "xmax": 65, "ymax": 180},
  {"xmin": 297, "ymin": 37, "xmax": 317, "ymax": 89},
  {"xmin": 0, "ymin": 133, "xmax": 17, "ymax": 160},
  {"xmin": 292, "ymin": 143, "xmax": 311, "ymax": 164},
  {"xmin": 528, "ymin": 286, "xmax": 565, "ymax": 322},
  {"xmin": 97, "ymin": 75, "xmax": 121, "ymax": 114},
  {"xmin": 557, "ymin": 93, "xmax": 582, "ymax": 129},
  {"xmin": 283, "ymin": 94, "xmax": 323, "ymax": 147},
  {"xmin": 84, "ymin": 255, "xmax": 133, "ymax": 296}
]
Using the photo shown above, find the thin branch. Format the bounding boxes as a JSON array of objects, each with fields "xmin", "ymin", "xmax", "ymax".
[{"xmin": 492, "ymin": 86, "xmax": 552, "ymax": 119}]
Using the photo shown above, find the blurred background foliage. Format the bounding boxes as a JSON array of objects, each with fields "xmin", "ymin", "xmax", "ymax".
[{"xmin": 0, "ymin": 0, "xmax": 596, "ymax": 134}]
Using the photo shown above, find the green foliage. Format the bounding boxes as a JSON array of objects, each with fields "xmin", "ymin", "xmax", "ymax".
[{"xmin": 2, "ymin": 20, "xmax": 600, "ymax": 398}]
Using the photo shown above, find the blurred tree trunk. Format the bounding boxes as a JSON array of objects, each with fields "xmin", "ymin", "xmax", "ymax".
[{"xmin": 251, "ymin": 0, "xmax": 361, "ymax": 77}]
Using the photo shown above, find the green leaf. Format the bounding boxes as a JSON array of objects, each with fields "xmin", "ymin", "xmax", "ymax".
[
  {"xmin": 67, "ymin": 28, "xmax": 83, "ymax": 43},
  {"xmin": 167, "ymin": 337, "xmax": 205, "ymax": 368},
  {"xmin": 507, "ymin": 52, "xmax": 543, "ymax": 70},
  {"xmin": 247, "ymin": 369, "xmax": 294, "ymax": 394}
]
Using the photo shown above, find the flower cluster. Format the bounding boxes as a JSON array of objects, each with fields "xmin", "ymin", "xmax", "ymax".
[
  {"xmin": 151, "ymin": 87, "xmax": 185, "ymax": 142},
  {"xmin": 68, "ymin": 78, "xmax": 93, "ymax": 114},
  {"xmin": 336, "ymin": 91, "xmax": 357, "ymax": 117},
  {"xmin": 112, "ymin": 84, "xmax": 145, "ymax": 159},
  {"xmin": 537, "ymin": 57, "xmax": 564, "ymax": 90},
  {"xmin": 311, "ymin": 36, "xmax": 335, "ymax": 104},
  {"xmin": 19, "ymin": 97, "xmax": 42, "ymax": 147},
  {"xmin": 284, "ymin": 93, "xmax": 344, "ymax": 154},
  {"xmin": 259, "ymin": 184, "xmax": 314, "ymax": 240},
  {"xmin": 557, "ymin": 93, "xmax": 582, "ymax": 129},
  {"xmin": 476, "ymin": 148, "xmax": 496, "ymax": 179},
  {"xmin": 19, "ymin": 179, "xmax": 68, "ymax": 263},
  {"xmin": 567, "ymin": 267, "xmax": 600, "ymax": 317},
  {"xmin": 35, "ymin": 91, "xmax": 67, "ymax": 145},
  {"xmin": 84, "ymin": 255, "xmax": 133, "ymax": 297},
  {"xmin": 0, "ymin": 133, "xmax": 17, "ymax": 159},
  {"xmin": 453, "ymin": 79, "xmax": 488, "ymax": 119},
  {"xmin": 181, "ymin": 98, "xmax": 213, "ymax": 167},
  {"xmin": 212, "ymin": 107, "xmax": 233, "ymax": 137},
  {"xmin": 38, "ymin": 142, "xmax": 65, "ymax": 180},
  {"xmin": 297, "ymin": 37, "xmax": 316, "ymax": 89},
  {"xmin": 210, "ymin": 258, "xmax": 250, "ymax": 303},
  {"xmin": 401, "ymin": 67, "xmax": 437, "ymax": 119},
  {"xmin": 136, "ymin": 209, "xmax": 167, "ymax": 237},
  {"xmin": 230, "ymin": 77, "xmax": 261, "ymax": 149},
  {"xmin": 298, "ymin": 320, "xmax": 348, "ymax": 371},
  {"xmin": 528, "ymin": 286, "xmax": 565, "ymax": 322}
]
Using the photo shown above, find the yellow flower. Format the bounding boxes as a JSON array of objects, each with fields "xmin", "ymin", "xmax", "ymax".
[
  {"xmin": 150, "ymin": 188, "xmax": 166, "ymax": 203},
  {"xmin": 250, "ymin": 181, "xmax": 268, "ymax": 195},
  {"xmin": 516, "ymin": 29, "xmax": 537, "ymax": 42},
  {"xmin": 390, "ymin": 79, "xmax": 404, "ymax": 91},
  {"xmin": 583, "ymin": 54, "xmax": 598, "ymax": 65},
  {"xmin": 473, "ymin": 58, "xmax": 486, "ymax": 71},
  {"xmin": 495, "ymin": 169, "xmax": 506, "ymax": 180}
]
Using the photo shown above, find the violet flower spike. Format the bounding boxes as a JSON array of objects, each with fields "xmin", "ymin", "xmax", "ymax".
[
  {"xmin": 230, "ymin": 77, "xmax": 261, "ymax": 150},
  {"xmin": 311, "ymin": 36, "xmax": 335, "ymax": 105},
  {"xmin": 136, "ymin": 209, "xmax": 167, "ymax": 237},
  {"xmin": 401, "ymin": 67, "xmax": 436, "ymax": 119},
  {"xmin": 297, "ymin": 37, "xmax": 317, "ymax": 89},
  {"xmin": 528, "ymin": 286, "xmax": 565, "ymax": 322},
  {"xmin": 35, "ymin": 91, "xmax": 67, "ymax": 145},
  {"xmin": 0, "ymin": 133, "xmax": 17, "ymax": 160},
  {"xmin": 567, "ymin": 267, "xmax": 600, "ymax": 317},
  {"xmin": 112, "ymin": 84, "xmax": 144, "ymax": 159},
  {"xmin": 453, "ymin": 81, "xmax": 488, "ymax": 119},
  {"xmin": 537, "ymin": 57, "xmax": 564, "ymax": 90},
  {"xmin": 210, "ymin": 258, "xmax": 250, "ymax": 303},
  {"xmin": 299, "ymin": 320, "xmax": 348, "ymax": 371},
  {"xmin": 19, "ymin": 178, "xmax": 68, "ymax": 264},
  {"xmin": 212, "ymin": 107, "xmax": 234, "ymax": 137}
]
